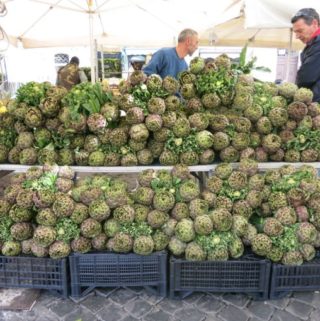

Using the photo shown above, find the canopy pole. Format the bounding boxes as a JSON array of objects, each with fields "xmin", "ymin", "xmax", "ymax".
[
  {"xmin": 100, "ymin": 45, "xmax": 105, "ymax": 80},
  {"xmin": 89, "ymin": 10, "xmax": 96, "ymax": 83},
  {"xmin": 285, "ymin": 28, "xmax": 293, "ymax": 82}
]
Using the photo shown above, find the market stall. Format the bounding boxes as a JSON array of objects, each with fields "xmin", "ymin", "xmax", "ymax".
[{"xmin": 2, "ymin": 0, "xmax": 320, "ymax": 302}]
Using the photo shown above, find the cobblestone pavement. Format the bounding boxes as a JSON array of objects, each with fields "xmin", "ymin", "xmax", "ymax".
[{"xmin": 0, "ymin": 288, "xmax": 319, "ymax": 321}]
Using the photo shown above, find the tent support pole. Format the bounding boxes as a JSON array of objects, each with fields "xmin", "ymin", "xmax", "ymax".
[
  {"xmin": 100, "ymin": 45, "xmax": 105, "ymax": 80},
  {"xmin": 285, "ymin": 28, "xmax": 293, "ymax": 82},
  {"xmin": 89, "ymin": 10, "xmax": 96, "ymax": 83}
]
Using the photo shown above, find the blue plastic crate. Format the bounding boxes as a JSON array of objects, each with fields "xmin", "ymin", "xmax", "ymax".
[
  {"xmin": 269, "ymin": 252, "xmax": 320, "ymax": 299},
  {"xmin": 0, "ymin": 255, "xmax": 68, "ymax": 297},
  {"xmin": 69, "ymin": 251, "xmax": 167, "ymax": 298},
  {"xmin": 170, "ymin": 253, "xmax": 270, "ymax": 300}
]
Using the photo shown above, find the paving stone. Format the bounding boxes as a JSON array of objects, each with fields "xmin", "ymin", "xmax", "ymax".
[
  {"xmin": 35, "ymin": 291, "xmax": 60, "ymax": 307},
  {"xmin": 143, "ymin": 309, "xmax": 171, "ymax": 321},
  {"xmin": 248, "ymin": 318, "xmax": 264, "ymax": 321},
  {"xmin": 28, "ymin": 304, "xmax": 61, "ymax": 321},
  {"xmin": 4, "ymin": 289, "xmax": 320, "ymax": 321},
  {"xmin": 110, "ymin": 288, "xmax": 138, "ymax": 305},
  {"xmin": 174, "ymin": 306, "xmax": 206, "ymax": 321},
  {"xmin": 63, "ymin": 306, "xmax": 98, "ymax": 321},
  {"xmin": 0, "ymin": 312, "xmax": 24, "ymax": 321},
  {"xmin": 221, "ymin": 293, "xmax": 250, "ymax": 308},
  {"xmin": 197, "ymin": 295, "xmax": 225, "ymax": 314},
  {"xmin": 202, "ymin": 314, "xmax": 223, "ymax": 321},
  {"xmin": 268, "ymin": 297, "xmax": 290, "ymax": 309},
  {"xmin": 139, "ymin": 291, "xmax": 164, "ymax": 305},
  {"xmin": 247, "ymin": 301, "xmax": 274, "ymax": 320},
  {"xmin": 48, "ymin": 299, "xmax": 79, "ymax": 318},
  {"xmin": 95, "ymin": 288, "xmax": 117, "ymax": 298},
  {"xmin": 9, "ymin": 309, "xmax": 37, "ymax": 321},
  {"xmin": 156, "ymin": 298, "xmax": 184, "ymax": 315},
  {"xmin": 122, "ymin": 316, "xmax": 140, "ymax": 321},
  {"xmin": 127, "ymin": 287, "xmax": 144, "ymax": 294},
  {"xmin": 285, "ymin": 299, "xmax": 313, "ymax": 320},
  {"xmin": 125, "ymin": 299, "xmax": 153, "ymax": 318},
  {"xmin": 218, "ymin": 305, "xmax": 250, "ymax": 321},
  {"xmin": 35, "ymin": 317, "xmax": 60, "ymax": 321},
  {"xmin": 308, "ymin": 309, "xmax": 320, "ymax": 321},
  {"xmin": 293, "ymin": 292, "xmax": 320, "ymax": 308},
  {"xmin": 69, "ymin": 292, "xmax": 95, "ymax": 304},
  {"xmin": 210, "ymin": 293, "xmax": 223, "ymax": 300},
  {"xmin": 182, "ymin": 292, "xmax": 204, "ymax": 304},
  {"xmin": 270, "ymin": 309, "xmax": 302, "ymax": 321},
  {"xmin": 80, "ymin": 294, "xmax": 111, "ymax": 313},
  {"xmin": 96, "ymin": 303, "xmax": 125, "ymax": 321}
]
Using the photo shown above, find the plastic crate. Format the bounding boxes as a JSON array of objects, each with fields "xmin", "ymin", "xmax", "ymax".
[
  {"xmin": 69, "ymin": 251, "xmax": 167, "ymax": 298},
  {"xmin": 169, "ymin": 253, "xmax": 270, "ymax": 300},
  {"xmin": 269, "ymin": 252, "xmax": 320, "ymax": 299},
  {"xmin": 0, "ymin": 255, "xmax": 68, "ymax": 297}
]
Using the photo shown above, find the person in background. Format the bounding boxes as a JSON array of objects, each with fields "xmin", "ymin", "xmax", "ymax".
[
  {"xmin": 127, "ymin": 55, "xmax": 146, "ymax": 78},
  {"xmin": 130, "ymin": 55, "xmax": 146, "ymax": 71},
  {"xmin": 142, "ymin": 28, "xmax": 199, "ymax": 79},
  {"xmin": 56, "ymin": 56, "xmax": 87, "ymax": 90},
  {"xmin": 291, "ymin": 8, "xmax": 320, "ymax": 102}
]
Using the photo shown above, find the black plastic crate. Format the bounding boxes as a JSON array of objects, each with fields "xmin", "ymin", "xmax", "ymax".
[
  {"xmin": 170, "ymin": 253, "xmax": 270, "ymax": 300},
  {"xmin": 69, "ymin": 251, "xmax": 167, "ymax": 298},
  {"xmin": 269, "ymin": 252, "xmax": 320, "ymax": 299},
  {"xmin": 0, "ymin": 255, "xmax": 68, "ymax": 297}
]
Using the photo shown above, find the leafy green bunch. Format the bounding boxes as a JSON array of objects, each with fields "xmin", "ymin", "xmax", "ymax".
[
  {"xmin": 130, "ymin": 84, "xmax": 151, "ymax": 114},
  {"xmin": 55, "ymin": 218, "xmax": 80, "ymax": 243},
  {"xmin": 218, "ymin": 184, "xmax": 248, "ymax": 202},
  {"xmin": 286, "ymin": 127, "xmax": 320, "ymax": 152},
  {"xmin": 0, "ymin": 128, "xmax": 17, "ymax": 149},
  {"xmin": 232, "ymin": 44, "xmax": 271, "ymax": 75},
  {"xmin": 130, "ymin": 84, "xmax": 168, "ymax": 115},
  {"xmin": 165, "ymin": 130, "xmax": 202, "ymax": 155},
  {"xmin": 150, "ymin": 176, "xmax": 181, "ymax": 193},
  {"xmin": 119, "ymin": 222, "xmax": 153, "ymax": 238},
  {"xmin": 62, "ymin": 82, "xmax": 112, "ymax": 119},
  {"xmin": 196, "ymin": 231, "xmax": 233, "ymax": 252},
  {"xmin": 271, "ymin": 170, "xmax": 313, "ymax": 192},
  {"xmin": 270, "ymin": 224, "xmax": 299, "ymax": 252},
  {"xmin": 16, "ymin": 81, "xmax": 51, "ymax": 106},
  {"xmin": 0, "ymin": 216, "xmax": 13, "ymax": 242},
  {"xmin": 150, "ymin": 173, "xmax": 182, "ymax": 201},
  {"xmin": 22, "ymin": 172, "xmax": 58, "ymax": 192},
  {"xmin": 100, "ymin": 144, "xmax": 134, "ymax": 157},
  {"xmin": 195, "ymin": 68, "xmax": 236, "ymax": 96},
  {"xmin": 253, "ymin": 82, "xmax": 274, "ymax": 115}
]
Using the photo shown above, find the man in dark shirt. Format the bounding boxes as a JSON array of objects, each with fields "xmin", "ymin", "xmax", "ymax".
[
  {"xmin": 56, "ymin": 56, "xmax": 87, "ymax": 90},
  {"xmin": 143, "ymin": 29, "xmax": 198, "ymax": 79},
  {"xmin": 291, "ymin": 8, "xmax": 320, "ymax": 102}
]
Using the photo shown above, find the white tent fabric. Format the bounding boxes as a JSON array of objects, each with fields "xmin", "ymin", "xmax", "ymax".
[
  {"xmin": 245, "ymin": 0, "xmax": 320, "ymax": 29},
  {"xmin": 1, "ymin": 0, "xmax": 242, "ymax": 48},
  {"xmin": 201, "ymin": 0, "xmax": 320, "ymax": 49},
  {"xmin": 203, "ymin": 16, "xmax": 304, "ymax": 50}
]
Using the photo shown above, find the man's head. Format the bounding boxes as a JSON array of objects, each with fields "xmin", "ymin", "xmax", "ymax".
[
  {"xmin": 130, "ymin": 56, "xmax": 145, "ymax": 71},
  {"xmin": 291, "ymin": 8, "xmax": 320, "ymax": 44},
  {"xmin": 178, "ymin": 28, "xmax": 199, "ymax": 56},
  {"xmin": 70, "ymin": 56, "xmax": 80, "ymax": 65}
]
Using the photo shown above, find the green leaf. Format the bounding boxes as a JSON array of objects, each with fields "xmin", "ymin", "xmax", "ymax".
[{"xmin": 239, "ymin": 43, "xmax": 248, "ymax": 67}]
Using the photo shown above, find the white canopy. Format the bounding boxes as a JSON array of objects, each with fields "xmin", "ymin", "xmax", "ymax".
[
  {"xmin": 201, "ymin": 0, "xmax": 320, "ymax": 49},
  {"xmin": 245, "ymin": 0, "xmax": 320, "ymax": 29},
  {"xmin": 1, "ymin": 0, "xmax": 241, "ymax": 49},
  {"xmin": 203, "ymin": 16, "xmax": 304, "ymax": 50}
]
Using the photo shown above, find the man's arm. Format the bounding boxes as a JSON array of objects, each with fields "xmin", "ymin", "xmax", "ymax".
[
  {"xmin": 142, "ymin": 50, "xmax": 164, "ymax": 76},
  {"xmin": 296, "ymin": 42, "xmax": 320, "ymax": 88}
]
